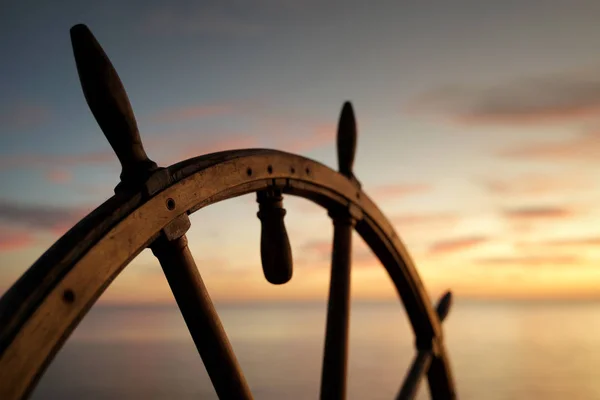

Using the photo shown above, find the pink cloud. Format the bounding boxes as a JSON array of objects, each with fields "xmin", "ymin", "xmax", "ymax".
[
  {"xmin": 277, "ymin": 123, "xmax": 336, "ymax": 153},
  {"xmin": 0, "ymin": 150, "xmax": 115, "ymax": 171},
  {"xmin": 0, "ymin": 230, "xmax": 34, "ymax": 252},
  {"xmin": 0, "ymin": 200, "xmax": 91, "ymax": 237},
  {"xmin": 300, "ymin": 238, "xmax": 376, "ymax": 267},
  {"xmin": 428, "ymin": 236, "xmax": 488, "ymax": 255},
  {"xmin": 46, "ymin": 169, "xmax": 73, "ymax": 184}
]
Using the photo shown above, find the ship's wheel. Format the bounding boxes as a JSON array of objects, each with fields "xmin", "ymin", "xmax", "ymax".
[{"xmin": 0, "ymin": 25, "xmax": 456, "ymax": 400}]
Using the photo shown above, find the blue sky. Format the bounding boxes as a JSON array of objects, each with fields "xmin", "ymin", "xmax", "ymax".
[{"xmin": 3, "ymin": 1, "xmax": 600, "ymax": 303}]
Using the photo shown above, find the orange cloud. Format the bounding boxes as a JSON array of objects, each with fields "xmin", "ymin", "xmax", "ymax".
[
  {"xmin": 502, "ymin": 206, "xmax": 573, "ymax": 221},
  {"xmin": 301, "ymin": 240, "xmax": 331, "ymax": 259},
  {"xmin": 479, "ymin": 174, "xmax": 587, "ymax": 196},
  {"xmin": 428, "ymin": 236, "xmax": 488, "ymax": 255},
  {"xmin": 368, "ymin": 183, "xmax": 431, "ymax": 200},
  {"xmin": 473, "ymin": 255, "xmax": 580, "ymax": 267},
  {"xmin": 391, "ymin": 213, "xmax": 459, "ymax": 231},
  {"xmin": 517, "ymin": 237, "xmax": 600, "ymax": 249}
]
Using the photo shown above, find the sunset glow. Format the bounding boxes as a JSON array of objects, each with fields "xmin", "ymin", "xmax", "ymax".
[{"xmin": 2, "ymin": 1, "xmax": 600, "ymax": 304}]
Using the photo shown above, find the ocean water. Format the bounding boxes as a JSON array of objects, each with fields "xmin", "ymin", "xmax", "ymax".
[{"xmin": 31, "ymin": 301, "xmax": 600, "ymax": 399}]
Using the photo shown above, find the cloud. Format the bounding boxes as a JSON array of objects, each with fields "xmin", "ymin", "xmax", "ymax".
[
  {"xmin": 0, "ymin": 150, "xmax": 115, "ymax": 171},
  {"xmin": 149, "ymin": 104, "xmax": 237, "ymax": 124},
  {"xmin": 0, "ymin": 200, "xmax": 90, "ymax": 235},
  {"xmin": 278, "ymin": 123, "xmax": 336, "ymax": 153},
  {"xmin": 391, "ymin": 213, "xmax": 459, "ymax": 230},
  {"xmin": 544, "ymin": 237, "xmax": 600, "ymax": 246},
  {"xmin": 428, "ymin": 236, "xmax": 488, "ymax": 255},
  {"xmin": 46, "ymin": 169, "xmax": 73, "ymax": 184},
  {"xmin": 517, "ymin": 237, "xmax": 600, "ymax": 249},
  {"xmin": 473, "ymin": 255, "xmax": 580, "ymax": 267},
  {"xmin": 0, "ymin": 103, "xmax": 50, "ymax": 131},
  {"xmin": 0, "ymin": 230, "xmax": 34, "ymax": 252},
  {"xmin": 497, "ymin": 130, "xmax": 600, "ymax": 162},
  {"xmin": 408, "ymin": 69, "xmax": 600, "ymax": 125},
  {"xmin": 502, "ymin": 206, "xmax": 573, "ymax": 221},
  {"xmin": 369, "ymin": 183, "xmax": 431, "ymax": 200},
  {"xmin": 479, "ymin": 174, "xmax": 586, "ymax": 196},
  {"xmin": 300, "ymin": 238, "xmax": 376, "ymax": 267},
  {"xmin": 302, "ymin": 240, "xmax": 331, "ymax": 259}
]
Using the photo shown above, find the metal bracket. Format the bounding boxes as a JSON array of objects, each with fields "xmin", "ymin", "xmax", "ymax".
[{"xmin": 160, "ymin": 213, "xmax": 191, "ymax": 241}]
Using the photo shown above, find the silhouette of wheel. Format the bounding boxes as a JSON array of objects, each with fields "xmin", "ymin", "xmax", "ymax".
[{"xmin": 0, "ymin": 25, "xmax": 456, "ymax": 400}]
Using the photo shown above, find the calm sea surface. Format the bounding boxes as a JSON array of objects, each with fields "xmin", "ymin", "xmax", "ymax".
[{"xmin": 31, "ymin": 301, "xmax": 600, "ymax": 399}]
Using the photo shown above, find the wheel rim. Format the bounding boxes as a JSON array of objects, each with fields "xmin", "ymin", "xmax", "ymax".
[{"xmin": 0, "ymin": 149, "xmax": 454, "ymax": 399}]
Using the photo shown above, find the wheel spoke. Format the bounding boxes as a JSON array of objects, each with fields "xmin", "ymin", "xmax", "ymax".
[
  {"xmin": 396, "ymin": 350, "xmax": 433, "ymax": 400},
  {"xmin": 319, "ymin": 102, "xmax": 360, "ymax": 400},
  {"xmin": 396, "ymin": 291, "xmax": 455, "ymax": 400},
  {"xmin": 320, "ymin": 212, "xmax": 355, "ymax": 400},
  {"xmin": 151, "ymin": 235, "xmax": 253, "ymax": 400}
]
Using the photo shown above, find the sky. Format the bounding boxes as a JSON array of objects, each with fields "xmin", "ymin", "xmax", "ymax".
[{"xmin": 2, "ymin": 0, "xmax": 600, "ymax": 304}]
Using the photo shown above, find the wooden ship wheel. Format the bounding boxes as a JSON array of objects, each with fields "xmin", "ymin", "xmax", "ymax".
[{"xmin": 0, "ymin": 25, "xmax": 457, "ymax": 400}]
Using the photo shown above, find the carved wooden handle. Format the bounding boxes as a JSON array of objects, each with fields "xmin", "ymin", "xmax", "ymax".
[
  {"xmin": 336, "ymin": 101, "xmax": 357, "ymax": 178},
  {"xmin": 70, "ymin": 24, "xmax": 157, "ymax": 185},
  {"xmin": 257, "ymin": 190, "xmax": 293, "ymax": 285},
  {"xmin": 435, "ymin": 291, "xmax": 452, "ymax": 322}
]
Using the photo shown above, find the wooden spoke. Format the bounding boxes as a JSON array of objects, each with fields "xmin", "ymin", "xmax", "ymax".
[
  {"xmin": 396, "ymin": 291, "xmax": 455, "ymax": 400},
  {"xmin": 70, "ymin": 24, "xmax": 159, "ymax": 191},
  {"xmin": 319, "ymin": 102, "xmax": 361, "ymax": 399},
  {"xmin": 151, "ymin": 235, "xmax": 253, "ymax": 400},
  {"xmin": 397, "ymin": 350, "xmax": 433, "ymax": 400},
  {"xmin": 320, "ymin": 211, "xmax": 355, "ymax": 400}
]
